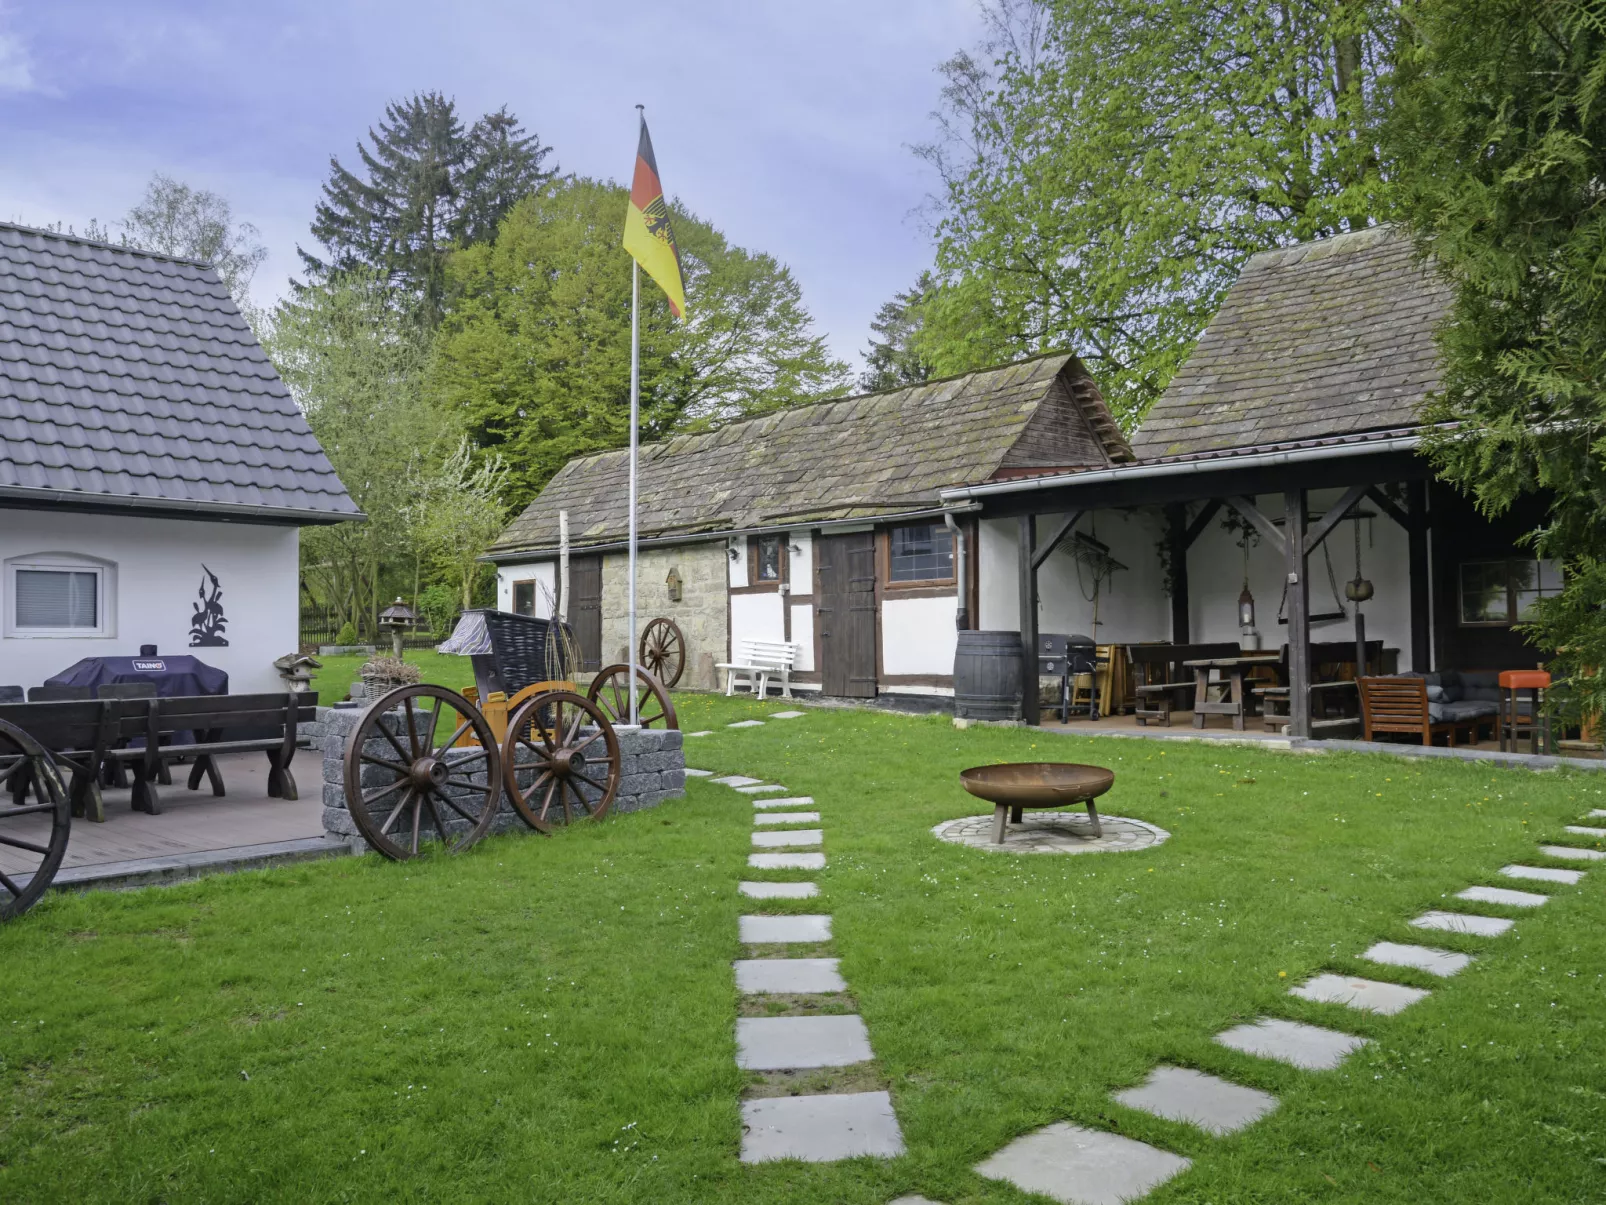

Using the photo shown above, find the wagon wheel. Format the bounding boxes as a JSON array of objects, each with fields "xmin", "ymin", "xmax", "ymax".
[
  {"xmin": 639, "ymin": 617, "xmax": 686, "ymax": 688},
  {"xmin": 502, "ymin": 691, "xmax": 621, "ymax": 833},
  {"xmin": 588, "ymin": 664, "xmax": 678, "ymax": 730},
  {"xmin": 0, "ymin": 719, "xmax": 72, "ymax": 921},
  {"xmin": 343, "ymin": 685, "xmax": 503, "ymax": 862}
]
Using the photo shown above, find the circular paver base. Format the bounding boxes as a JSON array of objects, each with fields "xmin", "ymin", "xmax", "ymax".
[{"xmin": 932, "ymin": 812, "xmax": 1170, "ymax": 855}]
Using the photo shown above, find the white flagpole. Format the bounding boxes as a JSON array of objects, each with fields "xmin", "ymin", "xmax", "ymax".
[{"xmin": 628, "ymin": 256, "xmax": 641, "ymax": 727}]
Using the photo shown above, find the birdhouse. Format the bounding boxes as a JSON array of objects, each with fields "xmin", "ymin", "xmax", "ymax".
[
  {"xmin": 665, "ymin": 567, "xmax": 683, "ymax": 603},
  {"xmin": 378, "ymin": 597, "xmax": 420, "ymax": 658}
]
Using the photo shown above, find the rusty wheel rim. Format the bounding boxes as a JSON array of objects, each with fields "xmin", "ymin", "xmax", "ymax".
[
  {"xmin": 502, "ymin": 691, "xmax": 620, "ymax": 832},
  {"xmin": 0, "ymin": 719, "xmax": 72, "ymax": 921},
  {"xmin": 639, "ymin": 618, "xmax": 685, "ymax": 688},
  {"xmin": 587, "ymin": 664, "xmax": 678, "ymax": 730},
  {"xmin": 342, "ymin": 685, "xmax": 502, "ymax": 862}
]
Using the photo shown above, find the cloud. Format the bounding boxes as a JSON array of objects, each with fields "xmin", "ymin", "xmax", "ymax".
[{"xmin": 0, "ymin": 29, "xmax": 34, "ymax": 93}]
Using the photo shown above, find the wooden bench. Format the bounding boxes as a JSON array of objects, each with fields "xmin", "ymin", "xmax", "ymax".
[
  {"xmin": 1129, "ymin": 643, "xmax": 1239, "ymax": 726},
  {"xmin": 1, "ymin": 699, "xmax": 119, "ymax": 822},
  {"xmin": 717, "ymin": 640, "xmax": 799, "ymax": 699}
]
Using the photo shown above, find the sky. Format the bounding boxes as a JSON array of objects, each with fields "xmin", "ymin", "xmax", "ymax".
[{"xmin": 0, "ymin": 0, "xmax": 985, "ymax": 368}]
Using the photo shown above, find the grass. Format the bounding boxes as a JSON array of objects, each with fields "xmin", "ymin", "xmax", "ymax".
[
  {"xmin": 3, "ymin": 693, "xmax": 1605, "ymax": 1202},
  {"xmin": 308, "ymin": 651, "xmax": 472, "ymax": 704}
]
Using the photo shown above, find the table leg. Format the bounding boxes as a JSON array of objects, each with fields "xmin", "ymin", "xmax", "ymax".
[
  {"xmin": 1192, "ymin": 667, "xmax": 1208, "ymax": 729},
  {"xmin": 1230, "ymin": 669, "xmax": 1245, "ymax": 732},
  {"xmin": 992, "ymin": 804, "xmax": 1008, "ymax": 844}
]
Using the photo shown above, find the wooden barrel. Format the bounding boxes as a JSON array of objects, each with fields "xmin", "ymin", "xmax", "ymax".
[{"xmin": 953, "ymin": 631, "xmax": 1024, "ymax": 720}]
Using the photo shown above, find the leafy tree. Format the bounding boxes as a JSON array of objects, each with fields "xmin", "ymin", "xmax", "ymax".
[
  {"xmin": 917, "ymin": 0, "xmax": 1396, "ymax": 426},
  {"xmin": 408, "ymin": 436, "xmax": 511, "ymax": 611},
  {"xmin": 1388, "ymin": 0, "xmax": 1606, "ymax": 722},
  {"xmin": 860, "ymin": 271, "xmax": 935, "ymax": 391},
  {"xmin": 434, "ymin": 178, "xmax": 848, "ymax": 507},
  {"xmin": 123, "ymin": 174, "xmax": 268, "ymax": 303},
  {"xmin": 299, "ymin": 93, "xmax": 554, "ymax": 322}
]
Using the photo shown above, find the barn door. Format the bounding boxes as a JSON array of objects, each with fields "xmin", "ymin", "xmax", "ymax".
[
  {"xmin": 569, "ymin": 555, "xmax": 603, "ymax": 672},
  {"xmin": 816, "ymin": 532, "xmax": 877, "ymax": 697}
]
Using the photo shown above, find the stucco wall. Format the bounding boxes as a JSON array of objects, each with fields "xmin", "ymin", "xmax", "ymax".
[
  {"xmin": 0, "ymin": 507, "xmax": 299, "ymax": 694},
  {"xmin": 599, "ymin": 542, "xmax": 728, "ymax": 690},
  {"xmin": 495, "ymin": 560, "xmax": 557, "ymax": 617}
]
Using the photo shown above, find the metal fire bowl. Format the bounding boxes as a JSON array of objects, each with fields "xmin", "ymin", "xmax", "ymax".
[{"xmin": 959, "ymin": 762, "xmax": 1115, "ymax": 808}]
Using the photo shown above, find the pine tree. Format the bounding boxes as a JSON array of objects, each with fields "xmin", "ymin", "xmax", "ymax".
[
  {"xmin": 458, "ymin": 107, "xmax": 555, "ymax": 245},
  {"xmin": 860, "ymin": 271, "xmax": 935, "ymax": 391}
]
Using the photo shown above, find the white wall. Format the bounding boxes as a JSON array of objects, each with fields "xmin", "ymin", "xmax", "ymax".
[
  {"xmin": 882, "ymin": 594, "xmax": 959, "ymax": 676},
  {"xmin": 0, "ymin": 507, "xmax": 299, "ymax": 694},
  {"xmin": 787, "ymin": 530, "xmax": 813, "ymax": 590},
  {"xmin": 495, "ymin": 560, "xmax": 556, "ymax": 618},
  {"xmin": 727, "ymin": 538, "xmax": 747, "ymax": 589},
  {"xmin": 789, "ymin": 603, "xmax": 815, "ymax": 670},
  {"xmin": 731, "ymin": 591, "xmax": 786, "ymax": 650}
]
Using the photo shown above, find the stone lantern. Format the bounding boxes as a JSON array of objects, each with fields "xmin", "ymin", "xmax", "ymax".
[{"xmin": 378, "ymin": 597, "xmax": 420, "ymax": 659}]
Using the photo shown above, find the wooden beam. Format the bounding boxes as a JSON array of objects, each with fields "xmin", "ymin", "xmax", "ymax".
[
  {"xmin": 1365, "ymin": 485, "xmax": 1414, "ymax": 533},
  {"xmin": 1166, "ymin": 503, "xmax": 1190, "ymax": 643},
  {"xmin": 1303, "ymin": 483, "xmax": 1371, "ymax": 558},
  {"xmin": 1031, "ymin": 510, "xmax": 1085, "ymax": 572},
  {"xmin": 1226, "ymin": 496, "xmax": 1287, "ymax": 556},
  {"xmin": 1285, "ymin": 490, "xmax": 1311, "ymax": 739},
  {"xmin": 1406, "ymin": 480, "xmax": 1432, "ymax": 671},
  {"xmin": 1018, "ymin": 514, "xmax": 1039, "ymax": 726},
  {"xmin": 1181, "ymin": 499, "xmax": 1222, "ymax": 551}
]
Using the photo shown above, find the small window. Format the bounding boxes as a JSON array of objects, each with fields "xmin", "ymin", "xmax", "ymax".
[
  {"xmin": 888, "ymin": 524, "xmax": 954, "ymax": 584},
  {"xmin": 512, "ymin": 580, "xmax": 536, "ymax": 617},
  {"xmin": 5, "ymin": 555, "xmax": 113, "ymax": 638},
  {"xmin": 1459, "ymin": 558, "xmax": 1562, "ymax": 626},
  {"xmin": 750, "ymin": 536, "xmax": 782, "ymax": 584}
]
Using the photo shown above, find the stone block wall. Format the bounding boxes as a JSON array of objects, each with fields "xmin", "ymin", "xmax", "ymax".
[
  {"xmin": 316, "ymin": 705, "xmax": 685, "ymax": 852},
  {"xmin": 600, "ymin": 542, "xmax": 727, "ymax": 690}
]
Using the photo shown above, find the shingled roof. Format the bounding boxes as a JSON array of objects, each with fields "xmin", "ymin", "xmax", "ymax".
[
  {"xmin": 1130, "ymin": 226, "xmax": 1453, "ymax": 460},
  {"xmin": 0, "ymin": 222, "xmax": 359, "ymax": 522},
  {"xmin": 491, "ymin": 351, "xmax": 1129, "ymax": 556}
]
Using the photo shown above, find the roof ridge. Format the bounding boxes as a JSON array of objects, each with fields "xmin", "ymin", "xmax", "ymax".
[{"xmin": 0, "ymin": 220, "xmax": 214, "ymax": 270}]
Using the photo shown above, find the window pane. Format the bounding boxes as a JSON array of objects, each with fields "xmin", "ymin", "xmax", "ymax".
[
  {"xmin": 1517, "ymin": 559, "xmax": 1565, "ymax": 619},
  {"xmin": 1459, "ymin": 561, "xmax": 1508, "ymax": 624},
  {"xmin": 513, "ymin": 582, "xmax": 535, "ymax": 616},
  {"xmin": 1538, "ymin": 559, "xmax": 1564, "ymax": 592},
  {"xmin": 889, "ymin": 524, "xmax": 954, "ymax": 583},
  {"xmin": 15, "ymin": 569, "xmax": 97, "ymax": 628},
  {"xmin": 756, "ymin": 537, "xmax": 780, "ymax": 581}
]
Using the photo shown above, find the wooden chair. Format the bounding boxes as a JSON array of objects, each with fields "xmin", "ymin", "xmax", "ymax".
[{"xmin": 1358, "ymin": 677, "xmax": 1482, "ymax": 746}]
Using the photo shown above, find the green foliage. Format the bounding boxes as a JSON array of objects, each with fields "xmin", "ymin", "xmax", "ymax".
[
  {"xmin": 407, "ymin": 436, "xmax": 511, "ymax": 610},
  {"xmin": 1389, "ymin": 0, "xmax": 1606, "ymax": 712},
  {"xmin": 433, "ymin": 178, "xmax": 849, "ymax": 508},
  {"xmin": 124, "ymin": 174, "xmax": 268, "ymax": 304},
  {"xmin": 334, "ymin": 620, "xmax": 358, "ymax": 646},
  {"xmin": 918, "ymin": 0, "xmax": 1396, "ymax": 427},
  {"xmin": 860, "ymin": 271, "xmax": 935, "ymax": 391},
  {"xmin": 416, "ymin": 582, "xmax": 460, "ymax": 636}
]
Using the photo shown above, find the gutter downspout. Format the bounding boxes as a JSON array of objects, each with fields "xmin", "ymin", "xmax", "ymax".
[{"xmin": 945, "ymin": 511, "xmax": 968, "ymax": 630}]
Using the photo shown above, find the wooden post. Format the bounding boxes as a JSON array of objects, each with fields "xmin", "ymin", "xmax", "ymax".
[
  {"xmin": 1406, "ymin": 480, "xmax": 1431, "ymax": 672},
  {"xmin": 1166, "ymin": 503, "xmax": 1189, "ymax": 642},
  {"xmin": 1285, "ymin": 490, "xmax": 1311, "ymax": 739},
  {"xmin": 558, "ymin": 509, "xmax": 571, "ymax": 621},
  {"xmin": 1018, "ymin": 514, "xmax": 1039, "ymax": 726}
]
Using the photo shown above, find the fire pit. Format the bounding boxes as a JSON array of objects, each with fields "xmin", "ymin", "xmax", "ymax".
[{"xmin": 959, "ymin": 762, "xmax": 1115, "ymax": 845}]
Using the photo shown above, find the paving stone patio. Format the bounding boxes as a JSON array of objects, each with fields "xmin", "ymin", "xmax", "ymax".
[
  {"xmin": 1288, "ymin": 973, "xmax": 1430, "ymax": 1015},
  {"xmin": 1362, "ymin": 941, "xmax": 1473, "ymax": 977},
  {"xmin": 1410, "ymin": 910, "xmax": 1514, "ymax": 936},
  {"xmin": 932, "ymin": 813, "xmax": 1170, "ymax": 855},
  {"xmin": 1112, "ymin": 1065, "xmax": 1278, "ymax": 1135},
  {"xmin": 1564, "ymin": 824, "xmax": 1606, "ymax": 837},
  {"xmin": 728, "ymin": 720, "xmax": 766, "ymax": 728},
  {"xmin": 1539, "ymin": 844, "xmax": 1606, "ymax": 861},
  {"xmin": 1456, "ymin": 884, "xmax": 1548, "ymax": 908},
  {"xmin": 1214, "ymin": 1017, "xmax": 1370, "ymax": 1070},
  {"xmin": 1501, "ymin": 863, "xmax": 1582, "ymax": 885},
  {"xmin": 713, "ymin": 775, "xmax": 762, "ymax": 787},
  {"xmin": 749, "ymin": 852, "xmax": 827, "ymax": 870},
  {"xmin": 739, "ymin": 880, "xmax": 819, "ymax": 899},
  {"xmin": 735, "ymin": 1015, "xmax": 874, "ymax": 1069},
  {"xmin": 752, "ymin": 828, "xmax": 824, "ymax": 848},
  {"xmin": 735, "ymin": 958, "xmax": 847, "ymax": 994},
  {"xmin": 974, "ymin": 1122, "xmax": 1191, "ymax": 1205},
  {"xmin": 755, "ymin": 811, "xmax": 821, "ymax": 825},
  {"xmin": 740, "ymin": 1091, "xmax": 904, "ymax": 1163},
  {"xmin": 739, "ymin": 914, "xmax": 832, "ymax": 943},
  {"xmin": 755, "ymin": 795, "xmax": 815, "ymax": 808}
]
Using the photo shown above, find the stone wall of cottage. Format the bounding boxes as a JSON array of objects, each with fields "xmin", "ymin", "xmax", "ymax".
[{"xmin": 599, "ymin": 542, "xmax": 727, "ymax": 690}]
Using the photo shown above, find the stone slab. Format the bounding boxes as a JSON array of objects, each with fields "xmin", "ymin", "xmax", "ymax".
[
  {"xmin": 1112, "ymin": 1065, "xmax": 1278, "ymax": 1135},
  {"xmin": 750, "ymin": 852, "xmax": 826, "ymax": 870},
  {"xmin": 770, "ymin": 710, "xmax": 806, "ymax": 718},
  {"xmin": 736, "ymin": 784, "xmax": 789, "ymax": 794},
  {"xmin": 740, "ymin": 880, "xmax": 819, "ymax": 899},
  {"xmin": 974, "ymin": 1122, "xmax": 1190, "ymax": 1205},
  {"xmin": 1564, "ymin": 824, "xmax": 1606, "ymax": 838},
  {"xmin": 1501, "ymin": 863, "xmax": 1582, "ymax": 885},
  {"xmin": 739, "ymin": 914, "xmax": 832, "ymax": 943},
  {"xmin": 753, "ymin": 829, "xmax": 824, "ymax": 848},
  {"xmin": 1288, "ymin": 973, "xmax": 1430, "ymax": 1015},
  {"xmin": 1540, "ymin": 844, "xmax": 1606, "ymax": 861},
  {"xmin": 756, "ymin": 795, "xmax": 815, "ymax": 808},
  {"xmin": 713, "ymin": 775, "xmax": 762, "ymax": 787},
  {"xmin": 735, "ymin": 958, "xmax": 847, "ymax": 994},
  {"xmin": 735, "ymin": 1014, "xmax": 872, "ymax": 1070},
  {"xmin": 684, "ymin": 768, "xmax": 714, "ymax": 777},
  {"xmin": 887, "ymin": 1197, "xmax": 945, "ymax": 1205},
  {"xmin": 1214, "ymin": 1017, "xmax": 1370, "ymax": 1070},
  {"xmin": 740, "ymin": 1090, "xmax": 903, "ymax": 1163},
  {"xmin": 687, "ymin": 731, "xmax": 713, "ymax": 737},
  {"xmin": 728, "ymin": 720, "xmax": 766, "ymax": 728},
  {"xmin": 1456, "ymin": 884, "xmax": 1548, "ymax": 908},
  {"xmin": 1361, "ymin": 941, "xmax": 1473, "ymax": 978},
  {"xmin": 755, "ymin": 812, "xmax": 822, "ymax": 825},
  {"xmin": 1589, "ymin": 809, "xmax": 1606, "ymax": 819},
  {"xmin": 1410, "ymin": 910, "xmax": 1514, "ymax": 937}
]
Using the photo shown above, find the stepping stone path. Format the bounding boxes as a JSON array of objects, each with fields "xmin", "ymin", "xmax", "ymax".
[
  {"xmin": 1502, "ymin": 863, "xmax": 1581, "ymax": 885},
  {"xmin": 976, "ymin": 1122, "xmax": 1191, "ymax": 1205},
  {"xmin": 684, "ymin": 767, "xmax": 714, "ymax": 777},
  {"xmin": 1456, "ymin": 884, "xmax": 1548, "ymax": 908},
  {"xmin": 1288, "ymin": 973, "xmax": 1430, "ymax": 1015},
  {"xmin": 770, "ymin": 711, "xmax": 806, "ymax": 719},
  {"xmin": 1215, "ymin": 1017, "xmax": 1370, "ymax": 1071},
  {"xmin": 1112, "ymin": 1066, "xmax": 1278, "ymax": 1135},
  {"xmin": 687, "ymin": 730, "xmax": 714, "ymax": 737},
  {"xmin": 1589, "ymin": 809, "xmax": 1606, "ymax": 819},
  {"xmin": 1410, "ymin": 910, "xmax": 1514, "ymax": 937},
  {"xmin": 1362, "ymin": 941, "xmax": 1472, "ymax": 978},
  {"xmin": 709, "ymin": 766, "xmax": 905, "ymax": 1163},
  {"xmin": 1540, "ymin": 844, "xmax": 1606, "ymax": 861},
  {"xmin": 728, "ymin": 720, "xmax": 765, "ymax": 728},
  {"xmin": 1564, "ymin": 824, "xmax": 1606, "ymax": 838}
]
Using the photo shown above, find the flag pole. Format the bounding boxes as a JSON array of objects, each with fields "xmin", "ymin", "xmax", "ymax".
[{"xmin": 628, "ymin": 239, "xmax": 641, "ymax": 727}]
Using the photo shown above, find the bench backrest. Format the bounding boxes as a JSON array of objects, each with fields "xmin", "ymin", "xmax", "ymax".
[
  {"xmin": 112, "ymin": 692, "xmax": 320, "ymax": 742},
  {"xmin": 1358, "ymin": 676, "xmax": 1429, "ymax": 738},
  {"xmin": 0, "ymin": 699, "xmax": 111, "ymax": 752},
  {"xmin": 739, "ymin": 640, "xmax": 798, "ymax": 669}
]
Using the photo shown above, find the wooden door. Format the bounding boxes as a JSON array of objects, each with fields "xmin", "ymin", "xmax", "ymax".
[
  {"xmin": 569, "ymin": 555, "xmax": 603, "ymax": 672},
  {"xmin": 816, "ymin": 532, "xmax": 877, "ymax": 697}
]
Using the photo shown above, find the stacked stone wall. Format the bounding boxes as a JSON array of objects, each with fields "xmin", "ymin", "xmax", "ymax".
[{"xmin": 600, "ymin": 543, "xmax": 727, "ymax": 690}]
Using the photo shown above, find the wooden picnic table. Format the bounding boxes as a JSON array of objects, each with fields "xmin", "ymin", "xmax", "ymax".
[{"xmin": 1183, "ymin": 654, "xmax": 1283, "ymax": 731}]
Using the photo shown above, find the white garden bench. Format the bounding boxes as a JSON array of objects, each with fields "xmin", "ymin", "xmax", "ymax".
[{"xmin": 717, "ymin": 639, "xmax": 799, "ymax": 699}]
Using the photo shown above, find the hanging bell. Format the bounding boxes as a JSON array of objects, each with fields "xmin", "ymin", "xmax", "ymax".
[{"xmin": 1345, "ymin": 575, "xmax": 1374, "ymax": 603}]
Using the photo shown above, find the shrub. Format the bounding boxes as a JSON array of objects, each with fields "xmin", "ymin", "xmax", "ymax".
[{"xmin": 335, "ymin": 621, "xmax": 359, "ymax": 646}]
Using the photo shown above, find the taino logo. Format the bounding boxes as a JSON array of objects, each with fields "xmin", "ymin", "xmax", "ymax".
[{"xmin": 132, "ymin": 659, "xmax": 166, "ymax": 672}]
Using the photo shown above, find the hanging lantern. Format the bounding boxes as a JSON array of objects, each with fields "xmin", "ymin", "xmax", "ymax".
[{"xmin": 1238, "ymin": 584, "xmax": 1256, "ymax": 629}]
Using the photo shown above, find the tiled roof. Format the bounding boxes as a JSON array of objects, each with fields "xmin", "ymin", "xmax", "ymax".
[
  {"xmin": 0, "ymin": 222, "xmax": 359, "ymax": 521},
  {"xmin": 491, "ymin": 352, "xmax": 1129, "ymax": 556},
  {"xmin": 1130, "ymin": 226, "xmax": 1453, "ymax": 460}
]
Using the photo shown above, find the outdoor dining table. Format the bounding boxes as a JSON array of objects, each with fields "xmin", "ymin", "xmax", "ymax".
[{"xmin": 1183, "ymin": 653, "xmax": 1283, "ymax": 731}]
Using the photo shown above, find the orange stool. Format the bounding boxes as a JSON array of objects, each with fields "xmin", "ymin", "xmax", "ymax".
[{"xmin": 1498, "ymin": 670, "xmax": 1551, "ymax": 754}]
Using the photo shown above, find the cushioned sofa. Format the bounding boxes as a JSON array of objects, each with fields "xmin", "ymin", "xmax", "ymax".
[{"xmin": 1359, "ymin": 670, "xmax": 1503, "ymax": 745}]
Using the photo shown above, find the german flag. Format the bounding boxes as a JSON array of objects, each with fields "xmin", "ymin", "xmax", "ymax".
[{"xmin": 623, "ymin": 114, "xmax": 687, "ymax": 318}]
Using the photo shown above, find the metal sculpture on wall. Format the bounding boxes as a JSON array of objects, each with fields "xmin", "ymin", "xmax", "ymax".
[{"xmin": 189, "ymin": 564, "xmax": 229, "ymax": 647}]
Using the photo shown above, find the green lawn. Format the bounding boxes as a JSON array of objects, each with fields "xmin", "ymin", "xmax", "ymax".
[
  {"xmin": 308, "ymin": 650, "xmax": 473, "ymax": 703},
  {"xmin": 3, "ymin": 694, "xmax": 1605, "ymax": 1203}
]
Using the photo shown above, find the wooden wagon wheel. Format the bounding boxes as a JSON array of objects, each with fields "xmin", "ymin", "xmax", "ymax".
[
  {"xmin": 639, "ymin": 617, "xmax": 686, "ymax": 688},
  {"xmin": 588, "ymin": 664, "xmax": 678, "ymax": 730},
  {"xmin": 343, "ymin": 685, "xmax": 503, "ymax": 862},
  {"xmin": 501, "ymin": 691, "xmax": 621, "ymax": 833},
  {"xmin": 0, "ymin": 718, "xmax": 72, "ymax": 921}
]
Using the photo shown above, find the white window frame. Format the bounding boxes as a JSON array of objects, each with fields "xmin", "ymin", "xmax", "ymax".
[{"xmin": 4, "ymin": 552, "xmax": 117, "ymax": 639}]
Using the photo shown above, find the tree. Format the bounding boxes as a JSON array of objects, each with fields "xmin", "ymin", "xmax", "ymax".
[
  {"xmin": 860, "ymin": 271, "xmax": 935, "ymax": 391},
  {"xmin": 408, "ymin": 436, "xmax": 511, "ymax": 611},
  {"xmin": 917, "ymin": 0, "xmax": 1396, "ymax": 426},
  {"xmin": 1387, "ymin": 0, "xmax": 1606, "ymax": 722},
  {"xmin": 299, "ymin": 93, "xmax": 555, "ymax": 323},
  {"xmin": 122, "ymin": 174, "xmax": 268, "ymax": 302},
  {"xmin": 433, "ymin": 178, "xmax": 848, "ymax": 507}
]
